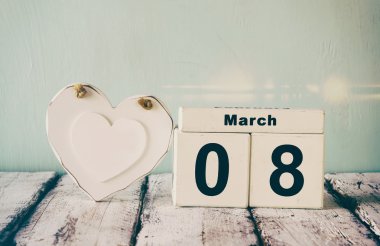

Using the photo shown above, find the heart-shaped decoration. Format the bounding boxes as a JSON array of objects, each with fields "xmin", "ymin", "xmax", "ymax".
[{"xmin": 47, "ymin": 84, "xmax": 173, "ymax": 201}]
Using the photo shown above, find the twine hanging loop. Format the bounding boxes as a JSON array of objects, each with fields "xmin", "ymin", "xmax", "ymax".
[
  {"xmin": 138, "ymin": 98, "xmax": 153, "ymax": 110},
  {"xmin": 74, "ymin": 84, "xmax": 87, "ymax": 98}
]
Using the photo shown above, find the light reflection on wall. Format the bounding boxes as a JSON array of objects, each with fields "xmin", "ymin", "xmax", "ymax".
[{"xmin": 323, "ymin": 76, "xmax": 349, "ymax": 104}]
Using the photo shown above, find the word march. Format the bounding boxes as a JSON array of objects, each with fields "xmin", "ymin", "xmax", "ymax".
[{"xmin": 224, "ymin": 114, "xmax": 277, "ymax": 126}]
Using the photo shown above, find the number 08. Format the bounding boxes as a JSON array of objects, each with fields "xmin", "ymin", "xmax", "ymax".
[{"xmin": 194, "ymin": 143, "xmax": 304, "ymax": 197}]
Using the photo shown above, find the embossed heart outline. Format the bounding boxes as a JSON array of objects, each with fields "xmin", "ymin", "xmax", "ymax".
[{"xmin": 47, "ymin": 84, "xmax": 173, "ymax": 201}]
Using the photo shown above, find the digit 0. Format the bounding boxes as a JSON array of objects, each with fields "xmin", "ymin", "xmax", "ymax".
[
  {"xmin": 195, "ymin": 143, "xmax": 229, "ymax": 196},
  {"xmin": 270, "ymin": 144, "xmax": 304, "ymax": 196}
]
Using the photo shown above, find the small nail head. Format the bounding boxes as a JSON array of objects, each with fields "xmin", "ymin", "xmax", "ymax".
[
  {"xmin": 138, "ymin": 98, "xmax": 153, "ymax": 110},
  {"xmin": 74, "ymin": 84, "xmax": 87, "ymax": 98}
]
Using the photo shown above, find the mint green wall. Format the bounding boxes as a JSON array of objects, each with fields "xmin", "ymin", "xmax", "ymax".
[{"xmin": 0, "ymin": 0, "xmax": 379, "ymax": 173}]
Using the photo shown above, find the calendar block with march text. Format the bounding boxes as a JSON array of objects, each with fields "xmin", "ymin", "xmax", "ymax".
[
  {"xmin": 175, "ymin": 107, "xmax": 324, "ymax": 209},
  {"xmin": 173, "ymin": 130, "xmax": 250, "ymax": 208},
  {"xmin": 179, "ymin": 107, "xmax": 323, "ymax": 134}
]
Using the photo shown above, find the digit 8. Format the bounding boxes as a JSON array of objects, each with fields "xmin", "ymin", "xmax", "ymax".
[{"xmin": 270, "ymin": 144, "xmax": 304, "ymax": 197}]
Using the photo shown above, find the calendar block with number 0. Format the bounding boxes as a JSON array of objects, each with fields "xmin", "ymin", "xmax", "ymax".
[
  {"xmin": 174, "ymin": 107, "xmax": 324, "ymax": 209},
  {"xmin": 173, "ymin": 131, "xmax": 250, "ymax": 207}
]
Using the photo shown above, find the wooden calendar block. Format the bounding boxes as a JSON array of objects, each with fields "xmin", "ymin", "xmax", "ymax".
[
  {"xmin": 249, "ymin": 133, "xmax": 324, "ymax": 209},
  {"xmin": 177, "ymin": 107, "xmax": 324, "ymax": 209},
  {"xmin": 173, "ymin": 130, "xmax": 250, "ymax": 208}
]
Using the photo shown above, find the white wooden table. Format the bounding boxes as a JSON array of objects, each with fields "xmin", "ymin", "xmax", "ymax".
[{"xmin": 0, "ymin": 172, "xmax": 379, "ymax": 245}]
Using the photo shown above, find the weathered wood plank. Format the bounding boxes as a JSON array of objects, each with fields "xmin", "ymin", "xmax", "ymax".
[
  {"xmin": 326, "ymin": 173, "xmax": 380, "ymax": 240},
  {"xmin": 0, "ymin": 172, "xmax": 58, "ymax": 244},
  {"xmin": 15, "ymin": 175, "xmax": 145, "ymax": 246},
  {"xmin": 136, "ymin": 174, "xmax": 258, "ymax": 246},
  {"xmin": 251, "ymin": 189, "xmax": 378, "ymax": 245}
]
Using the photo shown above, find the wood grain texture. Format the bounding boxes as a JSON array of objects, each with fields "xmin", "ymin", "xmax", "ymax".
[
  {"xmin": 326, "ymin": 173, "xmax": 380, "ymax": 240},
  {"xmin": 0, "ymin": 172, "xmax": 58, "ymax": 244},
  {"xmin": 136, "ymin": 174, "xmax": 258, "ymax": 246},
  {"xmin": 14, "ymin": 175, "xmax": 145, "ymax": 246},
  {"xmin": 251, "ymin": 190, "xmax": 378, "ymax": 245}
]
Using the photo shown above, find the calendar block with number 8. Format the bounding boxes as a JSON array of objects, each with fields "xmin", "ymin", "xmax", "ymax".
[
  {"xmin": 174, "ymin": 107, "xmax": 324, "ymax": 209},
  {"xmin": 250, "ymin": 134, "xmax": 324, "ymax": 208}
]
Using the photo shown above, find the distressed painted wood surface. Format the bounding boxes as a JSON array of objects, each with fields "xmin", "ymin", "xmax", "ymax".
[
  {"xmin": 326, "ymin": 173, "xmax": 380, "ymax": 240},
  {"xmin": 0, "ymin": 172, "xmax": 58, "ymax": 245},
  {"xmin": 2, "ymin": 172, "xmax": 380, "ymax": 245},
  {"xmin": 251, "ymin": 190, "xmax": 378, "ymax": 245},
  {"xmin": 14, "ymin": 175, "xmax": 146, "ymax": 246},
  {"xmin": 136, "ymin": 174, "xmax": 258, "ymax": 246}
]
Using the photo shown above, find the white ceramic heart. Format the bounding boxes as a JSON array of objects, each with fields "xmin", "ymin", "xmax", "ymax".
[{"xmin": 47, "ymin": 84, "xmax": 173, "ymax": 201}]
